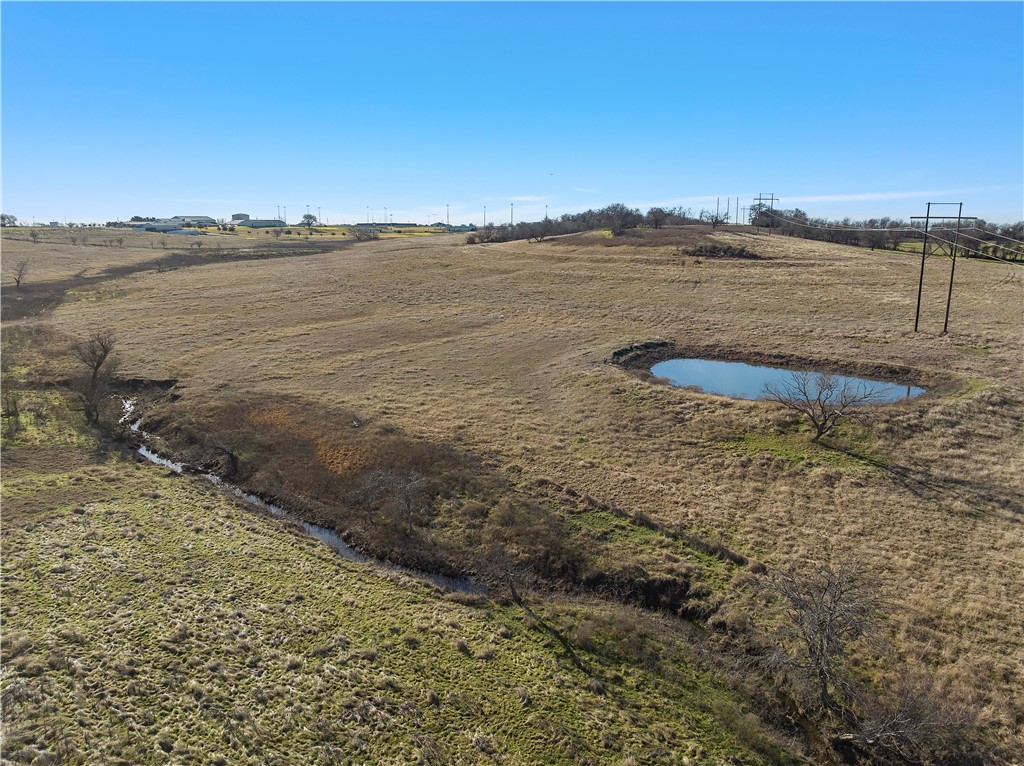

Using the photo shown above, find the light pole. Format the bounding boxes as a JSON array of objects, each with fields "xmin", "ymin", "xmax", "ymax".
[
  {"xmin": 483, "ymin": 205, "xmax": 486, "ymax": 227},
  {"xmin": 446, "ymin": 204, "xmax": 449, "ymax": 232},
  {"xmin": 384, "ymin": 207, "xmax": 388, "ymax": 230}
]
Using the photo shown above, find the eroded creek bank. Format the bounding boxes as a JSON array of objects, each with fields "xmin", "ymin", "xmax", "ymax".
[{"xmin": 118, "ymin": 380, "xmax": 755, "ymax": 621}]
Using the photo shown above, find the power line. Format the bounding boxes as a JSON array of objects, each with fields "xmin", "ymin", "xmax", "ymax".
[
  {"xmin": 763, "ymin": 209, "xmax": 921, "ymax": 233},
  {"xmin": 921, "ymin": 231, "xmax": 1022, "ymax": 266},
  {"xmin": 932, "ymin": 228, "xmax": 1024, "ymax": 257},
  {"xmin": 762, "ymin": 207, "xmax": 1019, "ymax": 266},
  {"xmin": 761, "ymin": 210, "xmax": 1024, "ymax": 251},
  {"xmin": 965, "ymin": 227, "xmax": 1024, "ymax": 247}
]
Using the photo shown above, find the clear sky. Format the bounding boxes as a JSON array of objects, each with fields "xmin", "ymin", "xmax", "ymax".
[{"xmin": 3, "ymin": 1, "xmax": 1022, "ymax": 227}]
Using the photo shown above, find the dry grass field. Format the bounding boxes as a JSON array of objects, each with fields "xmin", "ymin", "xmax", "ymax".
[{"xmin": 3, "ymin": 225, "xmax": 1022, "ymax": 761}]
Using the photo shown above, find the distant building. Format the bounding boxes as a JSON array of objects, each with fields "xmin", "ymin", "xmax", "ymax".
[
  {"xmin": 171, "ymin": 215, "xmax": 218, "ymax": 227},
  {"xmin": 235, "ymin": 218, "xmax": 285, "ymax": 228},
  {"xmin": 130, "ymin": 219, "xmax": 182, "ymax": 233},
  {"xmin": 231, "ymin": 213, "xmax": 250, "ymax": 222},
  {"xmin": 48, "ymin": 221, "xmax": 62, "ymax": 228}
]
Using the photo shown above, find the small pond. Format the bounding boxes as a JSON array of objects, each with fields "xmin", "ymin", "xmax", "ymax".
[{"xmin": 650, "ymin": 358, "xmax": 925, "ymax": 402}]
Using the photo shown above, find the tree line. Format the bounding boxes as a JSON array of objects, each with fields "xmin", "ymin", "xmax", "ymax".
[
  {"xmin": 467, "ymin": 203, "xmax": 732, "ymax": 244},
  {"xmin": 749, "ymin": 205, "xmax": 1024, "ymax": 261}
]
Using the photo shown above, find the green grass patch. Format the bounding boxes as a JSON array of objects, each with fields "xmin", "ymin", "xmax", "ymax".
[
  {"xmin": 1, "ymin": 380, "xmax": 794, "ymax": 765},
  {"xmin": 729, "ymin": 423, "xmax": 887, "ymax": 470}
]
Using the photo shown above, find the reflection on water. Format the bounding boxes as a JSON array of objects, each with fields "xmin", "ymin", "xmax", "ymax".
[{"xmin": 650, "ymin": 358, "xmax": 925, "ymax": 402}]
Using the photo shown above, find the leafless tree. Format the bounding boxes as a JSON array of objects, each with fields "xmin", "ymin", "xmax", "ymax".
[
  {"xmin": 762, "ymin": 563, "xmax": 879, "ymax": 720},
  {"xmin": 527, "ymin": 217, "xmax": 555, "ymax": 242},
  {"xmin": 760, "ymin": 563, "xmax": 981, "ymax": 763},
  {"xmin": 763, "ymin": 371, "xmax": 881, "ymax": 442},
  {"xmin": 850, "ymin": 673, "xmax": 977, "ymax": 764},
  {"xmin": 9, "ymin": 259, "xmax": 29, "ymax": 289},
  {"xmin": 69, "ymin": 332, "xmax": 119, "ymax": 425},
  {"xmin": 646, "ymin": 207, "xmax": 670, "ymax": 229},
  {"xmin": 360, "ymin": 470, "xmax": 430, "ymax": 535},
  {"xmin": 350, "ymin": 226, "xmax": 379, "ymax": 242},
  {"xmin": 699, "ymin": 209, "xmax": 729, "ymax": 229},
  {"xmin": 28, "ymin": 231, "xmax": 39, "ymax": 244}
]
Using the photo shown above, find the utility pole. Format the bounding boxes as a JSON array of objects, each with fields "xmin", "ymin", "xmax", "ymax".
[
  {"xmin": 910, "ymin": 202, "xmax": 975, "ymax": 333},
  {"xmin": 446, "ymin": 204, "xmax": 449, "ymax": 232},
  {"xmin": 510, "ymin": 202, "xmax": 514, "ymax": 227},
  {"xmin": 942, "ymin": 203, "xmax": 964, "ymax": 335},
  {"xmin": 484, "ymin": 205, "xmax": 486, "ymax": 227},
  {"xmin": 752, "ymin": 193, "xmax": 779, "ymax": 235},
  {"xmin": 913, "ymin": 203, "xmax": 932, "ymax": 333}
]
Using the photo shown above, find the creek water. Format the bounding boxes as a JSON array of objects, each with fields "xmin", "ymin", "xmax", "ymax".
[
  {"xmin": 120, "ymin": 399, "xmax": 483, "ymax": 593},
  {"xmin": 650, "ymin": 358, "xmax": 925, "ymax": 402}
]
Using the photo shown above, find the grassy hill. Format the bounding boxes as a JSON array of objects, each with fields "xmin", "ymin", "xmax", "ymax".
[{"xmin": 3, "ymin": 225, "xmax": 1021, "ymax": 763}]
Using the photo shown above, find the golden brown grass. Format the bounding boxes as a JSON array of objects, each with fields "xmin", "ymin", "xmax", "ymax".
[
  {"xmin": 10, "ymin": 225, "xmax": 1024, "ymax": 755},
  {"xmin": 1, "ymin": 391, "xmax": 789, "ymax": 764}
]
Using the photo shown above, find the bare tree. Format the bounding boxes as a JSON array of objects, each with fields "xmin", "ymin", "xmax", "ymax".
[
  {"xmin": 350, "ymin": 226, "xmax": 379, "ymax": 242},
  {"xmin": 851, "ymin": 673, "xmax": 977, "ymax": 764},
  {"xmin": 760, "ymin": 563, "xmax": 981, "ymax": 763},
  {"xmin": 9, "ymin": 259, "xmax": 29, "ymax": 289},
  {"xmin": 646, "ymin": 207, "xmax": 670, "ymax": 229},
  {"xmin": 763, "ymin": 371, "xmax": 881, "ymax": 442},
  {"xmin": 699, "ymin": 209, "xmax": 729, "ymax": 229},
  {"xmin": 360, "ymin": 470, "xmax": 430, "ymax": 535},
  {"xmin": 69, "ymin": 332, "xmax": 119, "ymax": 425},
  {"xmin": 762, "ymin": 563, "xmax": 879, "ymax": 719},
  {"xmin": 28, "ymin": 231, "xmax": 39, "ymax": 244},
  {"xmin": 527, "ymin": 217, "xmax": 555, "ymax": 242}
]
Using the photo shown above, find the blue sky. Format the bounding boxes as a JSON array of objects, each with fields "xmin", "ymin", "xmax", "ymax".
[{"xmin": 3, "ymin": 1, "xmax": 1022, "ymax": 226}]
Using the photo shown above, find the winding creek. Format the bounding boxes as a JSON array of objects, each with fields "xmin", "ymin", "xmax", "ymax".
[{"xmin": 120, "ymin": 399, "xmax": 484, "ymax": 594}]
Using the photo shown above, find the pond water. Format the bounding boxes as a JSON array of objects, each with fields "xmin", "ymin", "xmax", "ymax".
[{"xmin": 650, "ymin": 358, "xmax": 925, "ymax": 402}]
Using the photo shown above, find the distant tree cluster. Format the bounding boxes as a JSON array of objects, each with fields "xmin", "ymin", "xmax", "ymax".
[
  {"xmin": 1, "ymin": 213, "xmax": 17, "ymax": 227},
  {"xmin": 466, "ymin": 204, "xmax": 709, "ymax": 244},
  {"xmin": 750, "ymin": 205, "xmax": 1023, "ymax": 260}
]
